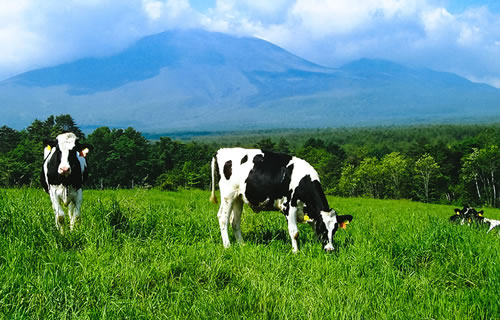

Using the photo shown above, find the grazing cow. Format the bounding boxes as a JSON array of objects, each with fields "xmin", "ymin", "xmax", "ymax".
[
  {"xmin": 210, "ymin": 148, "xmax": 352, "ymax": 252},
  {"xmin": 41, "ymin": 132, "xmax": 91, "ymax": 233},
  {"xmin": 450, "ymin": 207, "xmax": 500, "ymax": 234},
  {"xmin": 449, "ymin": 207, "xmax": 476, "ymax": 225}
]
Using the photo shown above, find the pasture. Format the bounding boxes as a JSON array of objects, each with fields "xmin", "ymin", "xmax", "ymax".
[{"xmin": 1, "ymin": 188, "xmax": 499, "ymax": 319}]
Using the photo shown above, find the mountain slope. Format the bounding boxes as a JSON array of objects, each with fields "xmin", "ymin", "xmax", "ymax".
[{"xmin": 1, "ymin": 29, "xmax": 499, "ymax": 131}]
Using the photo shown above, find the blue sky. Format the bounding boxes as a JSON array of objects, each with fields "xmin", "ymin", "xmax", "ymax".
[
  {"xmin": 189, "ymin": 0, "xmax": 216, "ymax": 13},
  {"xmin": 1, "ymin": 0, "xmax": 500, "ymax": 87}
]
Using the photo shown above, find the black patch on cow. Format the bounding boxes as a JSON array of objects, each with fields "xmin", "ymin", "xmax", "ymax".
[
  {"xmin": 241, "ymin": 155, "xmax": 248, "ymax": 164},
  {"xmin": 40, "ymin": 169, "xmax": 49, "ymax": 193},
  {"xmin": 292, "ymin": 175, "xmax": 332, "ymax": 241},
  {"xmin": 223, "ymin": 160, "xmax": 232, "ymax": 180},
  {"xmin": 292, "ymin": 175, "xmax": 330, "ymax": 220},
  {"xmin": 244, "ymin": 151, "xmax": 293, "ymax": 212}
]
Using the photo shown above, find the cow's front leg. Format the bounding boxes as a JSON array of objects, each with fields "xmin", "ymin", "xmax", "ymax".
[
  {"xmin": 230, "ymin": 197, "xmax": 244, "ymax": 244},
  {"xmin": 287, "ymin": 206, "xmax": 300, "ymax": 253},
  {"xmin": 50, "ymin": 192, "xmax": 65, "ymax": 234},
  {"xmin": 217, "ymin": 199, "xmax": 234, "ymax": 248},
  {"xmin": 68, "ymin": 189, "xmax": 83, "ymax": 231}
]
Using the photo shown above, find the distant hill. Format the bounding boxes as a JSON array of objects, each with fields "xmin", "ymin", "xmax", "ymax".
[{"xmin": 1, "ymin": 29, "xmax": 500, "ymax": 132}]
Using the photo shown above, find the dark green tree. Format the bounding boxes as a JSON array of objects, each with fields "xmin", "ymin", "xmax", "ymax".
[
  {"xmin": 0, "ymin": 126, "xmax": 21, "ymax": 153},
  {"xmin": 254, "ymin": 138, "xmax": 276, "ymax": 151}
]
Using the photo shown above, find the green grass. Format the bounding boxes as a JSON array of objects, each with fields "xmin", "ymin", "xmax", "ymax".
[{"xmin": 1, "ymin": 188, "xmax": 499, "ymax": 319}]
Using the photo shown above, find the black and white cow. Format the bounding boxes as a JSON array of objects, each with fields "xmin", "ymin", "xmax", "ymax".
[
  {"xmin": 449, "ymin": 207, "xmax": 476, "ymax": 224},
  {"xmin": 210, "ymin": 148, "xmax": 352, "ymax": 252},
  {"xmin": 41, "ymin": 132, "xmax": 91, "ymax": 233},
  {"xmin": 450, "ymin": 207, "xmax": 500, "ymax": 234}
]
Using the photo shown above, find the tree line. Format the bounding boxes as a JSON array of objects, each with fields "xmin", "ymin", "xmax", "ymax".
[{"xmin": 2, "ymin": 115, "xmax": 500, "ymax": 207}]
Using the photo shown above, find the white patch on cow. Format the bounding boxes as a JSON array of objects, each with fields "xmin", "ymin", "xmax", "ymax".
[
  {"xmin": 288, "ymin": 157, "xmax": 320, "ymax": 187},
  {"xmin": 274, "ymin": 197, "xmax": 287, "ymax": 212},
  {"xmin": 56, "ymin": 133, "xmax": 78, "ymax": 175},
  {"xmin": 287, "ymin": 156, "xmax": 320, "ymax": 205},
  {"xmin": 484, "ymin": 218, "xmax": 500, "ymax": 234}
]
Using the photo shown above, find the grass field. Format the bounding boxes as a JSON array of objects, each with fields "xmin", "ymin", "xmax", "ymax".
[{"xmin": 1, "ymin": 188, "xmax": 499, "ymax": 319}]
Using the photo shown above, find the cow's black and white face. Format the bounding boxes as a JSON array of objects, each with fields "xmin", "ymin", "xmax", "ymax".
[
  {"xmin": 55, "ymin": 133, "xmax": 77, "ymax": 176},
  {"xmin": 317, "ymin": 210, "xmax": 353, "ymax": 251}
]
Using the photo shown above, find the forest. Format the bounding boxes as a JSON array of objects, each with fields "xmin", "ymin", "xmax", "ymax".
[{"xmin": 2, "ymin": 114, "xmax": 500, "ymax": 207}]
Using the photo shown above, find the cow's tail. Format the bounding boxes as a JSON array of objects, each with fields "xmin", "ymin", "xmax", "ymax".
[{"xmin": 210, "ymin": 156, "xmax": 218, "ymax": 204}]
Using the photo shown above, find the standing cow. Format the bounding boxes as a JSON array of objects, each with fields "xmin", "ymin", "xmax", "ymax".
[
  {"xmin": 41, "ymin": 132, "xmax": 91, "ymax": 233},
  {"xmin": 210, "ymin": 148, "xmax": 352, "ymax": 252}
]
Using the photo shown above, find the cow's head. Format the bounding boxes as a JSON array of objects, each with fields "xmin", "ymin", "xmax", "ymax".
[
  {"xmin": 44, "ymin": 133, "xmax": 91, "ymax": 177},
  {"xmin": 313, "ymin": 210, "xmax": 353, "ymax": 251},
  {"xmin": 450, "ymin": 207, "xmax": 466, "ymax": 223}
]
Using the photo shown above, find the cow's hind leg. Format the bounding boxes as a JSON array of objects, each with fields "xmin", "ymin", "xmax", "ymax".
[
  {"xmin": 217, "ymin": 198, "xmax": 234, "ymax": 248},
  {"xmin": 68, "ymin": 202, "xmax": 80, "ymax": 231},
  {"xmin": 230, "ymin": 197, "xmax": 244, "ymax": 244},
  {"xmin": 287, "ymin": 207, "xmax": 300, "ymax": 253}
]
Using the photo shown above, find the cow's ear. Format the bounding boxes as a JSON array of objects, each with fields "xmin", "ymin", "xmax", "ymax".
[
  {"xmin": 43, "ymin": 139, "xmax": 57, "ymax": 149},
  {"xmin": 454, "ymin": 208, "xmax": 461, "ymax": 215},
  {"xmin": 478, "ymin": 210, "xmax": 484, "ymax": 217},
  {"xmin": 338, "ymin": 214, "xmax": 353, "ymax": 230},
  {"xmin": 78, "ymin": 143, "xmax": 92, "ymax": 158}
]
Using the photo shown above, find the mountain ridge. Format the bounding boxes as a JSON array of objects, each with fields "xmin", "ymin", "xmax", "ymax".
[{"xmin": 1, "ymin": 29, "xmax": 499, "ymax": 132}]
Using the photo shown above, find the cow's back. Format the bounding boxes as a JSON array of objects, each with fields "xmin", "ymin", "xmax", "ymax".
[{"xmin": 216, "ymin": 148, "xmax": 263, "ymax": 186}]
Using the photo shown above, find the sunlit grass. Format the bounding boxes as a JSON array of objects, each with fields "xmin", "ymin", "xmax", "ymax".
[{"xmin": 0, "ymin": 188, "xmax": 499, "ymax": 318}]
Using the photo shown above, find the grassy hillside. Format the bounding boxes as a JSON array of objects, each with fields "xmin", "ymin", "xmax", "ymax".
[{"xmin": 1, "ymin": 188, "xmax": 499, "ymax": 318}]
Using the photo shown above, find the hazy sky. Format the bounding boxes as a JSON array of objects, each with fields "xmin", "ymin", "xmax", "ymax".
[{"xmin": 1, "ymin": 0, "xmax": 500, "ymax": 87}]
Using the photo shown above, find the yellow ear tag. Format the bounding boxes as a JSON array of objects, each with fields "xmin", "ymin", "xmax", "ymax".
[
  {"xmin": 479, "ymin": 213, "xmax": 484, "ymax": 217},
  {"xmin": 303, "ymin": 214, "xmax": 310, "ymax": 222},
  {"xmin": 455, "ymin": 211, "xmax": 460, "ymax": 215},
  {"xmin": 340, "ymin": 220, "xmax": 349, "ymax": 229},
  {"xmin": 46, "ymin": 145, "xmax": 51, "ymax": 151}
]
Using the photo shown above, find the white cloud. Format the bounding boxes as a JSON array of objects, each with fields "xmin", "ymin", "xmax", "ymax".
[
  {"xmin": 0, "ymin": 0, "xmax": 199, "ymax": 80},
  {"xmin": 143, "ymin": 0, "xmax": 164, "ymax": 20},
  {"xmin": 200, "ymin": 0, "xmax": 500, "ymax": 87}
]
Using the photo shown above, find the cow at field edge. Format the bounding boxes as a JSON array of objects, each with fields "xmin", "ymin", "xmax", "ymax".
[
  {"xmin": 456, "ymin": 207, "xmax": 500, "ymax": 233},
  {"xmin": 210, "ymin": 148, "xmax": 353, "ymax": 252},
  {"xmin": 41, "ymin": 132, "xmax": 91, "ymax": 233},
  {"xmin": 452, "ymin": 207, "xmax": 500, "ymax": 234},
  {"xmin": 449, "ymin": 207, "xmax": 475, "ymax": 225}
]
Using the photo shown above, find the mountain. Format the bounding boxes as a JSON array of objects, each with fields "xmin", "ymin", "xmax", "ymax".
[{"xmin": 1, "ymin": 29, "xmax": 500, "ymax": 132}]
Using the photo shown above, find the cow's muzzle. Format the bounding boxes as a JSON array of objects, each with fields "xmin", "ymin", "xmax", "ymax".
[{"xmin": 58, "ymin": 166, "xmax": 71, "ymax": 176}]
